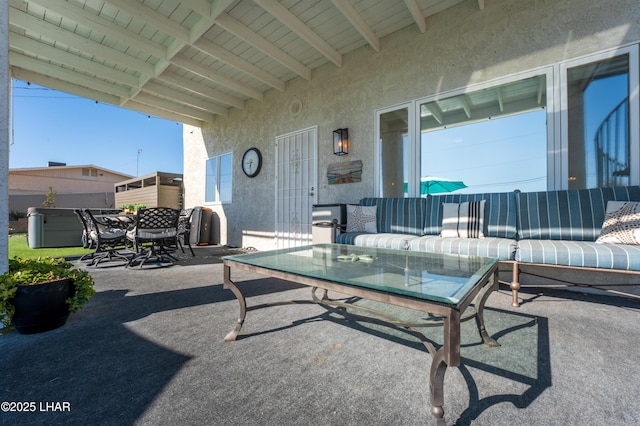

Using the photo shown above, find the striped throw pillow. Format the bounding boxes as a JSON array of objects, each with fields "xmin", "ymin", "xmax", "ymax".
[{"xmin": 440, "ymin": 200, "xmax": 485, "ymax": 239}]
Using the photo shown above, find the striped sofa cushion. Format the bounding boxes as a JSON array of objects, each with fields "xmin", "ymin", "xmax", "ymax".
[
  {"xmin": 410, "ymin": 235, "xmax": 516, "ymax": 260},
  {"xmin": 359, "ymin": 198, "xmax": 428, "ymax": 236},
  {"xmin": 423, "ymin": 191, "xmax": 518, "ymax": 238},
  {"xmin": 517, "ymin": 186, "xmax": 640, "ymax": 241},
  {"xmin": 335, "ymin": 232, "xmax": 360, "ymax": 245},
  {"xmin": 516, "ymin": 239, "xmax": 640, "ymax": 270}
]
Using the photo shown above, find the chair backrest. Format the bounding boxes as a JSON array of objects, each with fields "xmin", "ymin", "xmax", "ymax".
[
  {"xmin": 74, "ymin": 209, "xmax": 95, "ymax": 248},
  {"xmin": 134, "ymin": 207, "xmax": 180, "ymax": 234},
  {"xmin": 74, "ymin": 209, "xmax": 91, "ymax": 233},
  {"xmin": 84, "ymin": 209, "xmax": 128, "ymax": 234},
  {"xmin": 177, "ymin": 208, "xmax": 194, "ymax": 235}
]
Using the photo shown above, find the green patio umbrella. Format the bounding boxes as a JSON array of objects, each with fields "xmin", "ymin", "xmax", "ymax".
[{"xmin": 403, "ymin": 176, "xmax": 467, "ymax": 195}]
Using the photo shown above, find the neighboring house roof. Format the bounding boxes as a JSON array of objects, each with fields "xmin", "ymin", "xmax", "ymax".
[
  {"xmin": 9, "ymin": 164, "xmax": 133, "ymax": 179},
  {"xmin": 7, "ymin": 0, "xmax": 474, "ymax": 127},
  {"xmin": 9, "ymin": 165, "xmax": 134, "ymax": 195}
]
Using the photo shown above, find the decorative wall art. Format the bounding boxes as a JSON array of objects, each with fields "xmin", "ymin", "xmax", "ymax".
[{"xmin": 327, "ymin": 160, "xmax": 362, "ymax": 185}]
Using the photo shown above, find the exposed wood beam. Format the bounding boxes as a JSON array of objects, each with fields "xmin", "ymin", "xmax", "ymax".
[
  {"xmin": 13, "ymin": 65, "xmax": 200, "ymax": 128},
  {"xmin": 142, "ymin": 81, "xmax": 229, "ymax": 116},
  {"xmin": 157, "ymin": 71, "xmax": 243, "ymax": 110},
  {"xmin": 28, "ymin": 0, "xmax": 167, "ymax": 60},
  {"xmin": 404, "ymin": 0, "xmax": 427, "ymax": 33},
  {"xmin": 104, "ymin": 0, "xmax": 190, "ymax": 43},
  {"xmin": 253, "ymin": 0, "xmax": 342, "ymax": 67},
  {"xmin": 171, "ymin": 55, "xmax": 263, "ymax": 101},
  {"xmin": 10, "ymin": 66, "xmax": 122, "ymax": 106},
  {"xmin": 179, "ymin": 0, "xmax": 235, "ymax": 41},
  {"xmin": 192, "ymin": 38, "xmax": 285, "ymax": 91},
  {"xmin": 180, "ymin": 0, "xmax": 284, "ymax": 97},
  {"xmin": 10, "ymin": 33, "xmax": 140, "ymax": 88},
  {"xmin": 122, "ymin": 99, "xmax": 205, "ymax": 127},
  {"xmin": 177, "ymin": 0, "xmax": 212, "ymax": 19},
  {"xmin": 9, "ymin": 6, "xmax": 155, "ymax": 76},
  {"xmin": 9, "ymin": 51, "xmax": 132, "ymax": 98},
  {"xmin": 215, "ymin": 12, "xmax": 311, "ymax": 80},
  {"xmin": 424, "ymin": 103, "xmax": 443, "ymax": 124},
  {"xmin": 460, "ymin": 95, "xmax": 472, "ymax": 118},
  {"xmin": 133, "ymin": 92, "xmax": 217, "ymax": 122},
  {"xmin": 101, "ymin": 0, "xmax": 268, "ymax": 111},
  {"xmin": 331, "ymin": 0, "xmax": 379, "ymax": 52},
  {"xmin": 537, "ymin": 76, "xmax": 544, "ymax": 105}
]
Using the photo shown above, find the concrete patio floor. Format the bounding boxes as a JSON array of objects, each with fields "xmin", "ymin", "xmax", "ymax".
[{"xmin": 1, "ymin": 245, "xmax": 639, "ymax": 425}]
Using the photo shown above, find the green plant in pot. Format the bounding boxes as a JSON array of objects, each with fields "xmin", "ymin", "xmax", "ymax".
[
  {"xmin": 0, "ymin": 257, "xmax": 95, "ymax": 334},
  {"xmin": 121, "ymin": 204, "xmax": 135, "ymax": 214}
]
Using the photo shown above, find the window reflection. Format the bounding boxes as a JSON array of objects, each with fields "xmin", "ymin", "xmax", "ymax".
[
  {"xmin": 567, "ymin": 55, "xmax": 629, "ymax": 189},
  {"xmin": 420, "ymin": 75, "xmax": 548, "ymax": 194},
  {"xmin": 379, "ymin": 108, "xmax": 409, "ymax": 197}
]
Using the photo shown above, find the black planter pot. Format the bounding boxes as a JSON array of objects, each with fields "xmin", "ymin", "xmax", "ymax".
[{"xmin": 11, "ymin": 278, "xmax": 76, "ymax": 334}]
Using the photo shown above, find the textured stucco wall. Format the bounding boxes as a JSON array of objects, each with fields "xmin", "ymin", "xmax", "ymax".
[{"xmin": 183, "ymin": 0, "xmax": 640, "ymax": 250}]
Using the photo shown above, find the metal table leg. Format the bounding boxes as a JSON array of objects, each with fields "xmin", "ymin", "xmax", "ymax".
[{"xmin": 223, "ymin": 265, "xmax": 247, "ymax": 342}]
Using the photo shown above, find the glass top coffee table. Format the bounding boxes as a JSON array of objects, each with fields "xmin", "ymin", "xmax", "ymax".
[{"xmin": 222, "ymin": 244, "xmax": 500, "ymax": 425}]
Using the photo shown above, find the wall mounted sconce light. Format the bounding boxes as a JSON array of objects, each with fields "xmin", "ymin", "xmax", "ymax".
[{"xmin": 333, "ymin": 128, "xmax": 349, "ymax": 155}]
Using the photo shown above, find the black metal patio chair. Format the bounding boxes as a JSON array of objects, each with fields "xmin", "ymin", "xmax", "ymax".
[
  {"xmin": 74, "ymin": 209, "xmax": 96, "ymax": 261},
  {"xmin": 83, "ymin": 209, "xmax": 130, "ymax": 266},
  {"xmin": 126, "ymin": 207, "xmax": 180, "ymax": 268},
  {"xmin": 176, "ymin": 208, "xmax": 195, "ymax": 256}
]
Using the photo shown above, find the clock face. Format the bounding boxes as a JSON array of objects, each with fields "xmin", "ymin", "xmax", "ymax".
[{"xmin": 242, "ymin": 148, "xmax": 262, "ymax": 178}]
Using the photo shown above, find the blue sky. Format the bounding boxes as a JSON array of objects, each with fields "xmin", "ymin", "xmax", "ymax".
[
  {"xmin": 420, "ymin": 109, "xmax": 548, "ymax": 194},
  {"xmin": 10, "ymin": 80, "xmax": 184, "ymax": 178}
]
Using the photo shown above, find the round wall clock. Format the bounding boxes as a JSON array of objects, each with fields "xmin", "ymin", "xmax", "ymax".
[{"xmin": 241, "ymin": 147, "xmax": 262, "ymax": 178}]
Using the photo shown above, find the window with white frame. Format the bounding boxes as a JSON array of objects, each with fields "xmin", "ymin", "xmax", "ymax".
[
  {"xmin": 205, "ymin": 152, "xmax": 232, "ymax": 203},
  {"xmin": 376, "ymin": 44, "xmax": 640, "ymax": 196}
]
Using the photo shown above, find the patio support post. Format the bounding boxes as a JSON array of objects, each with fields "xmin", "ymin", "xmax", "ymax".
[{"xmin": 0, "ymin": 1, "xmax": 9, "ymax": 273}]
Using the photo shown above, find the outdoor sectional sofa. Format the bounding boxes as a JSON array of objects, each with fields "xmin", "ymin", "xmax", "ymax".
[{"xmin": 335, "ymin": 186, "xmax": 640, "ymax": 306}]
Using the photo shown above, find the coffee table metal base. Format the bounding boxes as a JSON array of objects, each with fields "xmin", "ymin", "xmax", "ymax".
[{"xmin": 223, "ymin": 260, "xmax": 499, "ymax": 425}]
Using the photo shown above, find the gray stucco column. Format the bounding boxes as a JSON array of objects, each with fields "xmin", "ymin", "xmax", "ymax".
[{"xmin": 0, "ymin": 1, "xmax": 9, "ymax": 273}]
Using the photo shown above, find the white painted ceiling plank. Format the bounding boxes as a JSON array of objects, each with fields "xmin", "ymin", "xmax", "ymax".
[
  {"xmin": 10, "ymin": 33, "xmax": 140, "ymax": 88},
  {"xmin": 143, "ymin": 81, "xmax": 229, "ymax": 115},
  {"xmin": 157, "ymin": 71, "xmax": 244, "ymax": 109},
  {"xmin": 28, "ymin": 0, "xmax": 167, "ymax": 60},
  {"xmin": 215, "ymin": 13, "xmax": 311, "ymax": 80},
  {"xmin": 104, "ymin": 0, "xmax": 190, "ymax": 43},
  {"xmin": 11, "ymin": 66, "xmax": 122, "ymax": 106},
  {"xmin": 174, "ymin": 0, "xmax": 211, "ymax": 19},
  {"xmin": 193, "ymin": 38, "xmax": 285, "ymax": 91},
  {"xmin": 331, "ymin": 0, "xmax": 380, "ymax": 52},
  {"xmin": 10, "ymin": 51, "xmax": 132, "ymax": 98},
  {"xmin": 122, "ymin": 99, "xmax": 205, "ymax": 126},
  {"xmin": 171, "ymin": 55, "xmax": 264, "ymax": 101},
  {"xmin": 253, "ymin": 0, "xmax": 342, "ymax": 67},
  {"xmin": 9, "ymin": 7, "xmax": 155, "ymax": 76},
  {"xmin": 133, "ymin": 92, "xmax": 217, "ymax": 122}
]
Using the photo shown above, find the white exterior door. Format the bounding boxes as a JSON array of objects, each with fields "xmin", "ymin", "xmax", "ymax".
[{"xmin": 275, "ymin": 126, "xmax": 318, "ymax": 248}]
